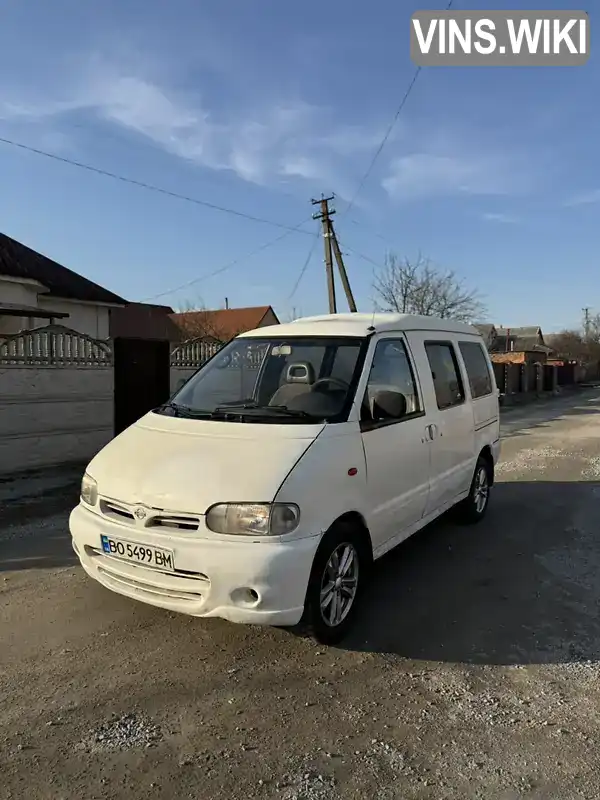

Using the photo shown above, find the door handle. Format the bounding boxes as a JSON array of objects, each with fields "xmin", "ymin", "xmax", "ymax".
[{"xmin": 426, "ymin": 423, "xmax": 437, "ymax": 440}]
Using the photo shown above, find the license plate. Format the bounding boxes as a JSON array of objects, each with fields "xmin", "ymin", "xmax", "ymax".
[{"xmin": 100, "ymin": 535, "xmax": 175, "ymax": 571}]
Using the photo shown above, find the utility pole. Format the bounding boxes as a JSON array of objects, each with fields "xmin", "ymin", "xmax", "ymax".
[
  {"xmin": 312, "ymin": 195, "xmax": 337, "ymax": 313},
  {"xmin": 311, "ymin": 194, "xmax": 357, "ymax": 314},
  {"xmin": 330, "ymin": 223, "xmax": 358, "ymax": 313},
  {"xmin": 583, "ymin": 307, "xmax": 591, "ymax": 339}
]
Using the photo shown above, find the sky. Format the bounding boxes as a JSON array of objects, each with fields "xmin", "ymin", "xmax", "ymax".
[{"xmin": 0, "ymin": 0, "xmax": 597, "ymax": 331}]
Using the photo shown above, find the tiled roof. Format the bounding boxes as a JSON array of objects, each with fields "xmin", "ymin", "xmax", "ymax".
[
  {"xmin": 489, "ymin": 324, "xmax": 547, "ymax": 354},
  {"xmin": 473, "ymin": 323, "xmax": 496, "ymax": 335},
  {"xmin": 490, "ymin": 338, "xmax": 552, "ymax": 353},
  {"xmin": 171, "ymin": 306, "xmax": 278, "ymax": 341},
  {"xmin": 0, "ymin": 232, "xmax": 126, "ymax": 305},
  {"xmin": 496, "ymin": 326, "xmax": 542, "ymax": 338}
]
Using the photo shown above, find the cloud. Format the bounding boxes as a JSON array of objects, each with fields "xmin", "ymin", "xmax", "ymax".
[
  {"xmin": 0, "ymin": 63, "xmax": 384, "ymax": 201},
  {"xmin": 383, "ymin": 150, "xmax": 533, "ymax": 201},
  {"xmin": 481, "ymin": 212, "xmax": 520, "ymax": 224},
  {"xmin": 564, "ymin": 189, "xmax": 600, "ymax": 207}
]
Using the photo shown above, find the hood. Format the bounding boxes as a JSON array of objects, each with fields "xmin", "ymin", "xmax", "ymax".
[{"xmin": 86, "ymin": 412, "xmax": 322, "ymax": 514}]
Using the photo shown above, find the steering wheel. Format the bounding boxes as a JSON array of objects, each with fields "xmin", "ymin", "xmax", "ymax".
[{"xmin": 311, "ymin": 376, "xmax": 350, "ymax": 393}]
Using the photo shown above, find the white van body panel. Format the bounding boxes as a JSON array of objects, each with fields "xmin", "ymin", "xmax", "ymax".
[
  {"xmin": 353, "ymin": 333, "xmax": 432, "ymax": 551},
  {"xmin": 238, "ymin": 313, "xmax": 479, "ymax": 340},
  {"xmin": 85, "ymin": 411, "xmax": 324, "ymax": 516},
  {"xmin": 470, "ymin": 345, "xmax": 501, "ymax": 452},
  {"xmin": 405, "ymin": 330, "xmax": 477, "ymax": 514},
  {"xmin": 274, "ymin": 421, "xmax": 369, "ymax": 536}
]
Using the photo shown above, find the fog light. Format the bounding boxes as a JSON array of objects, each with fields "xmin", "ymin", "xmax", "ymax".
[{"xmin": 231, "ymin": 587, "xmax": 261, "ymax": 607}]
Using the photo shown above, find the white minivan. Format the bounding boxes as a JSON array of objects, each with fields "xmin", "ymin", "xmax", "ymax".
[{"xmin": 70, "ymin": 313, "xmax": 500, "ymax": 644}]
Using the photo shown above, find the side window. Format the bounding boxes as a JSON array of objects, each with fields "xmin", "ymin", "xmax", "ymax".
[
  {"xmin": 459, "ymin": 341, "xmax": 493, "ymax": 399},
  {"xmin": 362, "ymin": 338, "xmax": 421, "ymax": 421},
  {"xmin": 424, "ymin": 342, "xmax": 465, "ymax": 410}
]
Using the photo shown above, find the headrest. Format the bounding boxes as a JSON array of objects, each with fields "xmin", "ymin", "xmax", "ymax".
[{"xmin": 285, "ymin": 361, "xmax": 315, "ymax": 384}]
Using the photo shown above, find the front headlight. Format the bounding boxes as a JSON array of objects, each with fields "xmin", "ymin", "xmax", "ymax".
[
  {"xmin": 81, "ymin": 473, "xmax": 98, "ymax": 506},
  {"xmin": 205, "ymin": 503, "xmax": 300, "ymax": 536}
]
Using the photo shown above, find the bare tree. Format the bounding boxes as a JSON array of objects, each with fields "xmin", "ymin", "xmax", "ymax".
[
  {"xmin": 173, "ymin": 299, "xmax": 218, "ymax": 340},
  {"xmin": 550, "ymin": 324, "xmax": 600, "ymax": 363},
  {"xmin": 586, "ymin": 313, "xmax": 600, "ymax": 343},
  {"xmin": 373, "ymin": 253, "xmax": 486, "ymax": 323},
  {"xmin": 173, "ymin": 298, "xmax": 245, "ymax": 342}
]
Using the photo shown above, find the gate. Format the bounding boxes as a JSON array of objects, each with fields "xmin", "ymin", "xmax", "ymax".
[
  {"xmin": 557, "ymin": 363, "xmax": 576, "ymax": 386},
  {"xmin": 113, "ymin": 338, "xmax": 171, "ymax": 435}
]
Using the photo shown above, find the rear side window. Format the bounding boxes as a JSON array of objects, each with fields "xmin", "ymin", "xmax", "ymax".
[
  {"xmin": 424, "ymin": 342, "xmax": 465, "ymax": 410},
  {"xmin": 459, "ymin": 341, "xmax": 493, "ymax": 399}
]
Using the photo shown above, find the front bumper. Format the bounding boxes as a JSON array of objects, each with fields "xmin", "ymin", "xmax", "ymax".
[{"xmin": 69, "ymin": 504, "xmax": 319, "ymax": 626}]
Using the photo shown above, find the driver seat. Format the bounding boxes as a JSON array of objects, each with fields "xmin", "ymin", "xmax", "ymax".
[{"xmin": 269, "ymin": 362, "xmax": 315, "ymax": 406}]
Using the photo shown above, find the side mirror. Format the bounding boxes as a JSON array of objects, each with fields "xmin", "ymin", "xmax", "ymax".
[{"xmin": 372, "ymin": 390, "xmax": 407, "ymax": 421}]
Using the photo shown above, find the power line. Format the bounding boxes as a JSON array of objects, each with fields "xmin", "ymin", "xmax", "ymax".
[
  {"xmin": 337, "ymin": 239, "xmax": 384, "ymax": 271},
  {"xmin": 50, "ymin": 117, "xmax": 309, "ymax": 210},
  {"xmin": 343, "ymin": 68, "xmax": 421, "ymax": 218},
  {"xmin": 288, "ymin": 232, "xmax": 320, "ymax": 301},
  {"xmin": 342, "ymin": 0, "xmax": 455, "ymax": 218},
  {"xmin": 0, "ymin": 134, "xmax": 314, "ymax": 235},
  {"xmin": 141, "ymin": 218, "xmax": 313, "ymax": 303},
  {"xmin": 348, "ymin": 216, "xmax": 398, "ymax": 250}
]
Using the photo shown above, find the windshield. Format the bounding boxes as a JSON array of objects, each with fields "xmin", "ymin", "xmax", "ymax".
[{"xmin": 158, "ymin": 336, "xmax": 367, "ymax": 424}]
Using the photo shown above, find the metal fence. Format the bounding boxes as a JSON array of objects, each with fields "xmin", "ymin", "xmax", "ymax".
[
  {"xmin": 169, "ymin": 339, "xmax": 222, "ymax": 368},
  {"xmin": 169, "ymin": 338, "xmax": 265, "ymax": 369},
  {"xmin": 0, "ymin": 326, "xmax": 268, "ymax": 370},
  {"xmin": 0, "ymin": 324, "xmax": 113, "ymax": 366}
]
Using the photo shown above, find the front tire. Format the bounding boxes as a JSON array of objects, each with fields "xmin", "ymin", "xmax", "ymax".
[
  {"xmin": 303, "ymin": 523, "xmax": 367, "ymax": 645},
  {"xmin": 458, "ymin": 455, "xmax": 492, "ymax": 524}
]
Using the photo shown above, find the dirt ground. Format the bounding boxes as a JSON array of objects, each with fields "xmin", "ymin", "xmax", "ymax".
[{"xmin": 2, "ymin": 391, "xmax": 600, "ymax": 800}]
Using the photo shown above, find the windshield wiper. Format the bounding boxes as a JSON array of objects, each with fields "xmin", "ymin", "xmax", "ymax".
[
  {"xmin": 212, "ymin": 404, "xmax": 319, "ymax": 421},
  {"xmin": 212, "ymin": 399, "xmax": 259, "ymax": 409},
  {"xmin": 154, "ymin": 401, "xmax": 190, "ymax": 417},
  {"xmin": 266, "ymin": 405, "xmax": 319, "ymax": 419},
  {"xmin": 154, "ymin": 402, "xmax": 211, "ymax": 418}
]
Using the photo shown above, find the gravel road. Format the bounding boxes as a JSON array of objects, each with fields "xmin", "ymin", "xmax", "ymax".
[{"xmin": 2, "ymin": 391, "xmax": 600, "ymax": 800}]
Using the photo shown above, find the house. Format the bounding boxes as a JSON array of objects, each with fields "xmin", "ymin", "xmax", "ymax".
[
  {"xmin": 473, "ymin": 323, "xmax": 497, "ymax": 349},
  {"xmin": 170, "ymin": 305, "xmax": 280, "ymax": 342},
  {"xmin": 474, "ymin": 323, "xmax": 554, "ymax": 364},
  {"xmin": 490, "ymin": 326, "xmax": 554, "ymax": 364},
  {"xmin": 0, "ymin": 232, "xmax": 127, "ymax": 338}
]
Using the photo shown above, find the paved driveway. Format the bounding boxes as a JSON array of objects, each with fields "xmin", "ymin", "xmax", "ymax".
[{"xmin": 2, "ymin": 391, "xmax": 600, "ymax": 799}]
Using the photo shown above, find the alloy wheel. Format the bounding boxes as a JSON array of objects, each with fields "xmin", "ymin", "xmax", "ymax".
[
  {"xmin": 319, "ymin": 542, "xmax": 359, "ymax": 627},
  {"xmin": 474, "ymin": 466, "xmax": 489, "ymax": 514}
]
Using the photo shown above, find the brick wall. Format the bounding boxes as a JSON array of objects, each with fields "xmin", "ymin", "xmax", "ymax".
[
  {"xmin": 491, "ymin": 351, "xmax": 547, "ymax": 365},
  {"xmin": 491, "ymin": 352, "xmax": 526, "ymax": 365}
]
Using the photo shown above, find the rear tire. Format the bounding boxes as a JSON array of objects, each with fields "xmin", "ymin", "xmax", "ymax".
[
  {"xmin": 457, "ymin": 455, "xmax": 492, "ymax": 524},
  {"xmin": 302, "ymin": 522, "xmax": 369, "ymax": 645}
]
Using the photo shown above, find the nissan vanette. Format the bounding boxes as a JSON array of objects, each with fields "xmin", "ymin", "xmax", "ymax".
[{"xmin": 70, "ymin": 313, "xmax": 500, "ymax": 644}]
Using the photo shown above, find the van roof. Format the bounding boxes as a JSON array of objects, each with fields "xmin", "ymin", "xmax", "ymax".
[{"xmin": 238, "ymin": 312, "xmax": 481, "ymax": 339}]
